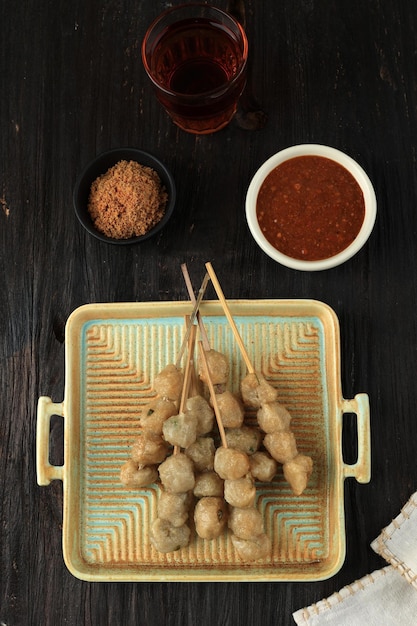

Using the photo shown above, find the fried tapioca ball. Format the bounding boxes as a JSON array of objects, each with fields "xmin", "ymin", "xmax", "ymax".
[
  {"xmin": 131, "ymin": 431, "xmax": 169, "ymax": 465},
  {"xmin": 214, "ymin": 446, "xmax": 250, "ymax": 481},
  {"xmin": 194, "ymin": 496, "xmax": 228, "ymax": 540},
  {"xmin": 210, "ymin": 390, "xmax": 244, "ymax": 428},
  {"xmin": 185, "ymin": 437, "xmax": 215, "ymax": 472},
  {"xmin": 257, "ymin": 401, "xmax": 292, "ymax": 434},
  {"xmin": 153, "ymin": 364, "xmax": 184, "ymax": 401},
  {"xmin": 224, "ymin": 476, "xmax": 256, "ymax": 508},
  {"xmin": 119, "ymin": 459, "xmax": 158, "ymax": 487},
  {"xmin": 228, "ymin": 507, "xmax": 264, "ymax": 540},
  {"xmin": 198, "ymin": 349, "xmax": 229, "ymax": 385},
  {"xmin": 283, "ymin": 454, "xmax": 314, "ymax": 496},
  {"xmin": 231, "ymin": 532, "xmax": 271, "ymax": 561},
  {"xmin": 157, "ymin": 489, "xmax": 193, "ymax": 527},
  {"xmin": 162, "ymin": 412, "xmax": 197, "ymax": 449},
  {"xmin": 158, "ymin": 453, "xmax": 195, "ymax": 493},
  {"xmin": 185, "ymin": 395, "xmax": 214, "ymax": 435},
  {"xmin": 249, "ymin": 451, "xmax": 278, "ymax": 482},
  {"xmin": 140, "ymin": 397, "xmax": 178, "ymax": 435},
  {"xmin": 150, "ymin": 518, "xmax": 190, "ymax": 553},
  {"xmin": 263, "ymin": 430, "xmax": 298, "ymax": 464},
  {"xmin": 225, "ymin": 426, "xmax": 262, "ymax": 456},
  {"xmin": 240, "ymin": 372, "xmax": 278, "ymax": 409},
  {"xmin": 193, "ymin": 471, "xmax": 224, "ymax": 498}
]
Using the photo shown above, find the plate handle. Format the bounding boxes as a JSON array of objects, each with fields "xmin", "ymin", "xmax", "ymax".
[
  {"xmin": 36, "ymin": 396, "xmax": 65, "ymax": 485},
  {"xmin": 341, "ymin": 393, "xmax": 371, "ymax": 483}
]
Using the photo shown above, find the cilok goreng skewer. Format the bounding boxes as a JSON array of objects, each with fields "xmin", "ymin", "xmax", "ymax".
[
  {"xmin": 119, "ymin": 262, "xmax": 313, "ymax": 560},
  {"xmin": 205, "ymin": 262, "xmax": 313, "ymax": 497}
]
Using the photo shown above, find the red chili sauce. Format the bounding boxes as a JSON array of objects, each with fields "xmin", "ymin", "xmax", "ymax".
[{"xmin": 256, "ymin": 156, "xmax": 365, "ymax": 261}]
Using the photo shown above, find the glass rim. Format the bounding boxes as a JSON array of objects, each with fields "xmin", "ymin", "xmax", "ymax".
[{"xmin": 141, "ymin": 3, "xmax": 248, "ymax": 100}]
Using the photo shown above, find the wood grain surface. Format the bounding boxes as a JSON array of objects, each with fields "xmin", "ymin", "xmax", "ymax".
[{"xmin": 1, "ymin": 0, "xmax": 417, "ymax": 624}]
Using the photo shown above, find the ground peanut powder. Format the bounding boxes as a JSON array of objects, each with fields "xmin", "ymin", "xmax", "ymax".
[{"xmin": 88, "ymin": 160, "xmax": 168, "ymax": 239}]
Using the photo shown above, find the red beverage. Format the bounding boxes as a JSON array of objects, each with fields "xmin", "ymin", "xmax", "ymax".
[{"xmin": 142, "ymin": 7, "xmax": 248, "ymax": 134}]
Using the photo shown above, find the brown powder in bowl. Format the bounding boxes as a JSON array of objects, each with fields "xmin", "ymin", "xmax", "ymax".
[{"xmin": 88, "ymin": 159, "xmax": 168, "ymax": 239}]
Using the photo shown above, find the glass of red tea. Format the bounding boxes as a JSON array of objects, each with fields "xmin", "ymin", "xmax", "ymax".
[{"xmin": 141, "ymin": 4, "xmax": 248, "ymax": 134}]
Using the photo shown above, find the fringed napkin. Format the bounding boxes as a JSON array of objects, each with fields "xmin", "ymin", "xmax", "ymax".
[{"xmin": 293, "ymin": 490, "xmax": 417, "ymax": 625}]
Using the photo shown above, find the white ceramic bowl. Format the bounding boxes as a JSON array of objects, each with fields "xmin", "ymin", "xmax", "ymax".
[{"xmin": 245, "ymin": 144, "xmax": 377, "ymax": 271}]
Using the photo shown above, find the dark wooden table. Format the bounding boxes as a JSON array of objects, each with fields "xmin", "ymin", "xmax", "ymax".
[{"xmin": 2, "ymin": 0, "xmax": 417, "ymax": 624}]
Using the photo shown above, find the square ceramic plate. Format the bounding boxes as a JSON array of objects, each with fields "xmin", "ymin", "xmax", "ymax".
[{"xmin": 36, "ymin": 299, "xmax": 370, "ymax": 581}]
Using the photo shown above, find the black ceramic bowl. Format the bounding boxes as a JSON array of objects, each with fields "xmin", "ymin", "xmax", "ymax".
[{"xmin": 73, "ymin": 148, "xmax": 176, "ymax": 244}]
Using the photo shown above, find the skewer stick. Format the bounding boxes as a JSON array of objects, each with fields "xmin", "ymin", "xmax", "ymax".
[
  {"xmin": 173, "ymin": 322, "xmax": 197, "ymax": 455},
  {"xmin": 181, "ymin": 263, "xmax": 210, "ymax": 351},
  {"xmin": 198, "ymin": 341, "xmax": 228, "ymax": 449},
  {"xmin": 205, "ymin": 262, "xmax": 255, "ymax": 374},
  {"xmin": 175, "ymin": 271, "xmax": 210, "ymax": 368},
  {"xmin": 179, "ymin": 322, "xmax": 196, "ymax": 413},
  {"xmin": 173, "ymin": 315, "xmax": 197, "ymax": 454},
  {"xmin": 189, "ymin": 350, "xmax": 200, "ymax": 397}
]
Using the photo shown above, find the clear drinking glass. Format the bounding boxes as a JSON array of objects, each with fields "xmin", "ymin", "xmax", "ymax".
[{"xmin": 142, "ymin": 4, "xmax": 248, "ymax": 134}]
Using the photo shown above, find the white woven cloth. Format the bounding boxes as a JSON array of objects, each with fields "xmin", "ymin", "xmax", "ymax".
[{"xmin": 293, "ymin": 490, "xmax": 417, "ymax": 625}]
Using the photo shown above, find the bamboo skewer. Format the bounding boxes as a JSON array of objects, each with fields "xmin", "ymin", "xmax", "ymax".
[
  {"xmin": 198, "ymin": 341, "xmax": 228, "ymax": 449},
  {"xmin": 179, "ymin": 324, "xmax": 196, "ymax": 411},
  {"xmin": 182, "ymin": 264, "xmax": 228, "ymax": 447},
  {"xmin": 205, "ymin": 262, "xmax": 255, "ymax": 375},
  {"xmin": 175, "ymin": 271, "xmax": 210, "ymax": 368},
  {"xmin": 173, "ymin": 321, "xmax": 197, "ymax": 455},
  {"xmin": 181, "ymin": 263, "xmax": 210, "ymax": 351}
]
